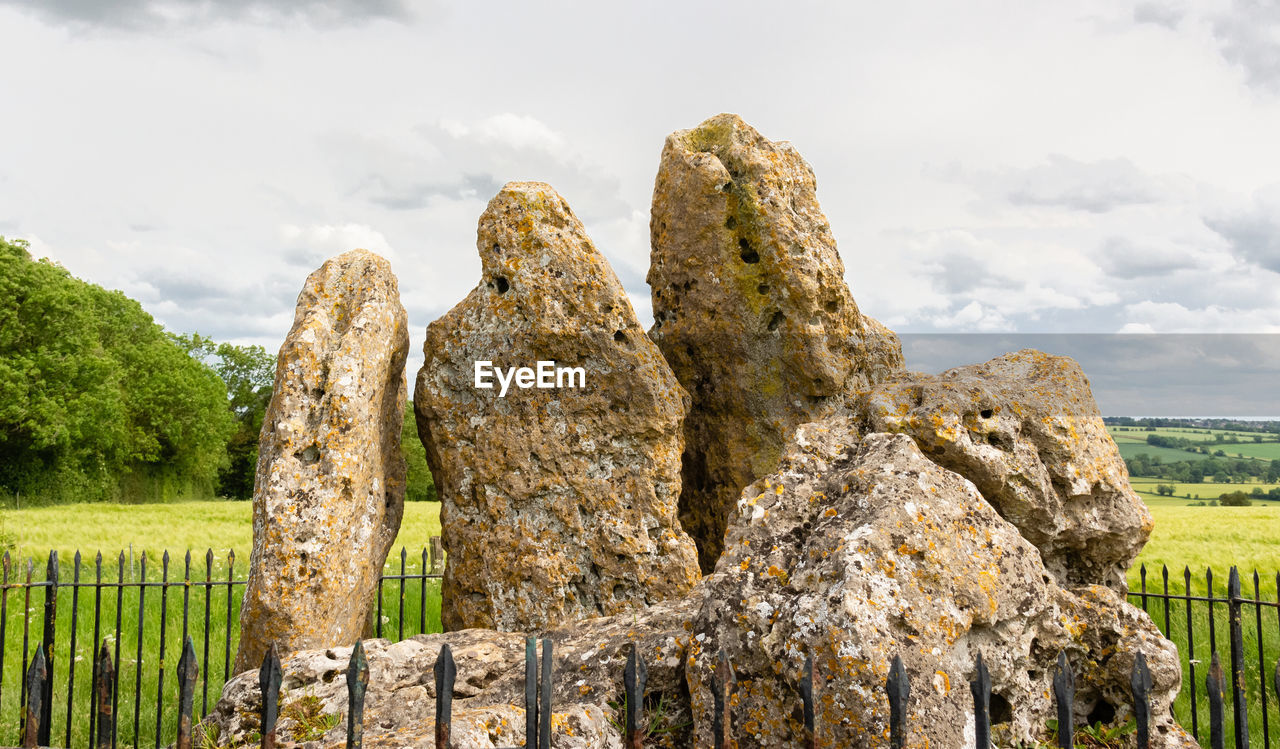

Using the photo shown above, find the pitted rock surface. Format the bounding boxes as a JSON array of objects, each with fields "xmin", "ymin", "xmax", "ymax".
[
  {"xmin": 234, "ymin": 250, "xmax": 408, "ymax": 673},
  {"xmin": 414, "ymin": 181, "xmax": 701, "ymax": 632},
  {"xmin": 686, "ymin": 427, "xmax": 1190, "ymax": 748},
  {"xmin": 206, "ymin": 426, "xmax": 1194, "ymax": 748},
  {"xmin": 648, "ymin": 113, "xmax": 904, "ymax": 572},
  {"xmin": 847, "ymin": 349, "xmax": 1153, "ymax": 590}
]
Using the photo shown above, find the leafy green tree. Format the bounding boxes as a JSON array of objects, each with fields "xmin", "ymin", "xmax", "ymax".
[
  {"xmin": 0, "ymin": 238, "xmax": 235, "ymax": 503},
  {"xmin": 402, "ymin": 400, "xmax": 436, "ymax": 502},
  {"xmin": 1219, "ymin": 491, "xmax": 1252, "ymax": 506},
  {"xmin": 1155, "ymin": 483, "xmax": 1175, "ymax": 496}
]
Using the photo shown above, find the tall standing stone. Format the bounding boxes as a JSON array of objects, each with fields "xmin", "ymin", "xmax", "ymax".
[
  {"xmin": 234, "ymin": 250, "xmax": 408, "ymax": 673},
  {"xmin": 415, "ymin": 181, "xmax": 701, "ymax": 632},
  {"xmin": 649, "ymin": 113, "xmax": 904, "ymax": 571}
]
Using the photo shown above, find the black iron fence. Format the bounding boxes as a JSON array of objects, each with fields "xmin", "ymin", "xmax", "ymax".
[
  {"xmin": 16, "ymin": 633, "xmax": 1216, "ymax": 749},
  {"xmin": 2, "ymin": 546, "xmax": 1278, "ymax": 747}
]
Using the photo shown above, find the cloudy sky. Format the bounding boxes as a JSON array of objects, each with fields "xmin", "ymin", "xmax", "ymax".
[{"xmin": 3, "ymin": 0, "xmax": 1280, "ymax": 379}]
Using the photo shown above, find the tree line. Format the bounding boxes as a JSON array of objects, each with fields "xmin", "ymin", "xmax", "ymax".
[{"xmin": 0, "ymin": 237, "xmax": 434, "ymax": 505}]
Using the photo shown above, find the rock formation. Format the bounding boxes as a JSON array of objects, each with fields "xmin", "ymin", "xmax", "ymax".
[
  {"xmin": 206, "ymin": 423, "xmax": 1193, "ymax": 748},
  {"xmin": 847, "ymin": 349, "xmax": 1152, "ymax": 591},
  {"xmin": 648, "ymin": 113, "xmax": 904, "ymax": 572},
  {"xmin": 234, "ymin": 250, "xmax": 409, "ymax": 673},
  {"xmin": 414, "ymin": 181, "xmax": 701, "ymax": 632}
]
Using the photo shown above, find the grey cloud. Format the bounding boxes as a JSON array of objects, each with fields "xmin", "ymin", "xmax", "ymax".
[
  {"xmin": 0, "ymin": 0, "xmax": 415, "ymax": 30},
  {"xmin": 1211, "ymin": 0, "xmax": 1280, "ymax": 92},
  {"xmin": 1132, "ymin": 2, "xmax": 1184, "ymax": 29},
  {"xmin": 1096, "ymin": 236, "xmax": 1200, "ymax": 279},
  {"xmin": 1203, "ymin": 199, "xmax": 1280, "ymax": 273},
  {"xmin": 1004, "ymin": 155, "xmax": 1169, "ymax": 213},
  {"xmin": 929, "ymin": 251, "xmax": 1020, "ymax": 294}
]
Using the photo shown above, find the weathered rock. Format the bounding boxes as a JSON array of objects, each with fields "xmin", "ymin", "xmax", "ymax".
[
  {"xmin": 207, "ymin": 424, "xmax": 1193, "ymax": 748},
  {"xmin": 414, "ymin": 181, "xmax": 701, "ymax": 632},
  {"xmin": 847, "ymin": 349, "xmax": 1153, "ymax": 590},
  {"xmin": 648, "ymin": 113, "xmax": 904, "ymax": 572},
  {"xmin": 686, "ymin": 427, "xmax": 1190, "ymax": 748},
  {"xmin": 234, "ymin": 250, "xmax": 409, "ymax": 673}
]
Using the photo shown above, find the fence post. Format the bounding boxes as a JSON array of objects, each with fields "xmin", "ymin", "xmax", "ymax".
[
  {"xmin": 711, "ymin": 648, "xmax": 733, "ymax": 749},
  {"xmin": 429, "ymin": 537, "xmax": 444, "ymax": 574},
  {"xmin": 434, "ymin": 643, "xmax": 455, "ymax": 749},
  {"xmin": 39, "ymin": 549, "xmax": 57, "ymax": 747},
  {"xmin": 1053, "ymin": 651, "xmax": 1074, "ymax": 749},
  {"xmin": 176, "ymin": 635, "xmax": 198, "ymax": 749},
  {"xmin": 886, "ymin": 654, "xmax": 908, "ymax": 749},
  {"xmin": 95, "ymin": 642, "xmax": 115, "ymax": 749},
  {"xmin": 971, "ymin": 652, "xmax": 991, "ymax": 749},
  {"xmin": 1131, "ymin": 652, "xmax": 1151, "ymax": 749},
  {"xmin": 539, "ymin": 638, "xmax": 553, "ymax": 749},
  {"xmin": 23, "ymin": 648, "xmax": 46, "ymax": 749},
  {"xmin": 1208, "ymin": 651, "xmax": 1226, "ymax": 749},
  {"xmin": 525, "ymin": 637, "xmax": 538, "ymax": 749},
  {"xmin": 623, "ymin": 643, "xmax": 647, "ymax": 749},
  {"xmin": 798, "ymin": 655, "xmax": 816, "ymax": 749},
  {"xmin": 347, "ymin": 640, "xmax": 368, "ymax": 749},
  {"xmin": 1227, "ymin": 568, "xmax": 1250, "ymax": 749},
  {"xmin": 259, "ymin": 644, "xmax": 281, "ymax": 749}
]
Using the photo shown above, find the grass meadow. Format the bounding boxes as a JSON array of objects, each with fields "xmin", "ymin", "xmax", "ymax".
[{"xmin": 4, "ymin": 492, "xmax": 1280, "ymax": 746}]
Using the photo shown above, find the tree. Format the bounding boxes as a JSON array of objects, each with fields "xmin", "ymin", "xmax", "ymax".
[
  {"xmin": 0, "ymin": 238, "xmax": 235, "ymax": 502},
  {"xmin": 402, "ymin": 400, "xmax": 436, "ymax": 502},
  {"xmin": 1155, "ymin": 483, "xmax": 1175, "ymax": 496},
  {"xmin": 1219, "ymin": 491, "xmax": 1252, "ymax": 507}
]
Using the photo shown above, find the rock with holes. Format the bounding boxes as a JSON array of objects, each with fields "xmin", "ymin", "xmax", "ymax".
[
  {"xmin": 686, "ymin": 427, "xmax": 1192, "ymax": 748},
  {"xmin": 414, "ymin": 181, "xmax": 701, "ymax": 632},
  {"xmin": 201, "ymin": 596, "xmax": 700, "ymax": 748},
  {"xmin": 846, "ymin": 349, "xmax": 1153, "ymax": 591},
  {"xmin": 205, "ymin": 425, "xmax": 1195, "ymax": 748},
  {"xmin": 234, "ymin": 250, "xmax": 408, "ymax": 674},
  {"xmin": 648, "ymin": 113, "xmax": 904, "ymax": 572}
]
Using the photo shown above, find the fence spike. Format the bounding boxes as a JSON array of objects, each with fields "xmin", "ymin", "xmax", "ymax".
[
  {"xmin": 1226, "ymin": 567, "xmax": 1249, "ymax": 749},
  {"xmin": 176, "ymin": 635, "xmax": 198, "ymax": 749},
  {"xmin": 23, "ymin": 648, "xmax": 46, "ymax": 749},
  {"xmin": 1207, "ymin": 651, "xmax": 1225, "ymax": 749},
  {"xmin": 39, "ymin": 549, "xmax": 57, "ymax": 748},
  {"xmin": 434, "ymin": 643, "xmax": 456, "ymax": 749},
  {"xmin": 711, "ymin": 648, "xmax": 734, "ymax": 749},
  {"xmin": 259, "ymin": 644, "xmax": 282, "ymax": 749},
  {"xmin": 971, "ymin": 652, "xmax": 991, "ymax": 749},
  {"xmin": 346, "ymin": 640, "xmax": 369, "ymax": 749},
  {"xmin": 1130, "ymin": 652, "xmax": 1151, "ymax": 749},
  {"xmin": 798, "ymin": 654, "xmax": 816, "ymax": 749},
  {"xmin": 525, "ymin": 636, "xmax": 538, "ymax": 748},
  {"xmin": 539, "ymin": 638, "xmax": 553, "ymax": 749},
  {"xmin": 887, "ymin": 654, "xmax": 909, "ymax": 749},
  {"xmin": 1053, "ymin": 651, "xmax": 1074, "ymax": 749},
  {"xmin": 624, "ymin": 643, "xmax": 648, "ymax": 749},
  {"xmin": 95, "ymin": 641, "xmax": 115, "ymax": 749}
]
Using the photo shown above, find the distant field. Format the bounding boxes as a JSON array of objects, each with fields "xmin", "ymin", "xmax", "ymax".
[
  {"xmin": 1135, "ymin": 505, "xmax": 1280, "ymax": 585},
  {"xmin": 1127, "ymin": 476, "xmax": 1280, "ymax": 504},
  {"xmin": 1108, "ymin": 425, "xmax": 1280, "ymax": 462},
  {"xmin": 2, "ymin": 500, "xmax": 443, "ymax": 570}
]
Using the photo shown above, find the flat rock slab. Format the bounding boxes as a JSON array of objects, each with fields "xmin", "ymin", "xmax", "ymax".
[
  {"xmin": 415, "ymin": 181, "xmax": 701, "ymax": 632},
  {"xmin": 235, "ymin": 250, "xmax": 409, "ymax": 673}
]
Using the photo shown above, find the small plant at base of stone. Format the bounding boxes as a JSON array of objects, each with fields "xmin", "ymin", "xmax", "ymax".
[
  {"xmin": 1028, "ymin": 718, "xmax": 1138, "ymax": 748},
  {"xmin": 607, "ymin": 691, "xmax": 691, "ymax": 739},
  {"xmin": 281, "ymin": 692, "xmax": 341, "ymax": 742}
]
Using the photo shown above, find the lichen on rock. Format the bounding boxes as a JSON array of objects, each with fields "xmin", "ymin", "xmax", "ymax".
[
  {"xmin": 414, "ymin": 181, "xmax": 701, "ymax": 633},
  {"xmin": 234, "ymin": 249, "xmax": 408, "ymax": 674},
  {"xmin": 648, "ymin": 113, "xmax": 904, "ymax": 572},
  {"xmin": 847, "ymin": 348, "xmax": 1153, "ymax": 591}
]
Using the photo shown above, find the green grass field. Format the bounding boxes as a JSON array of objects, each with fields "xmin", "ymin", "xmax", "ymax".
[
  {"xmin": 4, "ymin": 495, "xmax": 1280, "ymax": 746},
  {"xmin": 1108, "ymin": 425, "xmax": 1280, "ymax": 463}
]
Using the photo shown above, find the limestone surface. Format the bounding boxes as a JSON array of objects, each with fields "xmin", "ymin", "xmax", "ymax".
[
  {"xmin": 207, "ymin": 425, "xmax": 1193, "ymax": 748},
  {"xmin": 648, "ymin": 113, "xmax": 904, "ymax": 571},
  {"xmin": 414, "ymin": 181, "xmax": 701, "ymax": 632},
  {"xmin": 848, "ymin": 349, "xmax": 1153, "ymax": 590},
  {"xmin": 234, "ymin": 250, "xmax": 408, "ymax": 673}
]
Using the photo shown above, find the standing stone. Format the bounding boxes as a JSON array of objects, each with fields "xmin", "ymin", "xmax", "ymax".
[
  {"xmin": 649, "ymin": 113, "xmax": 904, "ymax": 571},
  {"xmin": 234, "ymin": 250, "xmax": 408, "ymax": 673},
  {"xmin": 849, "ymin": 349, "xmax": 1153, "ymax": 591},
  {"xmin": 415, "ymin": 181, "xmax": 701, "ymax": 632}
]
